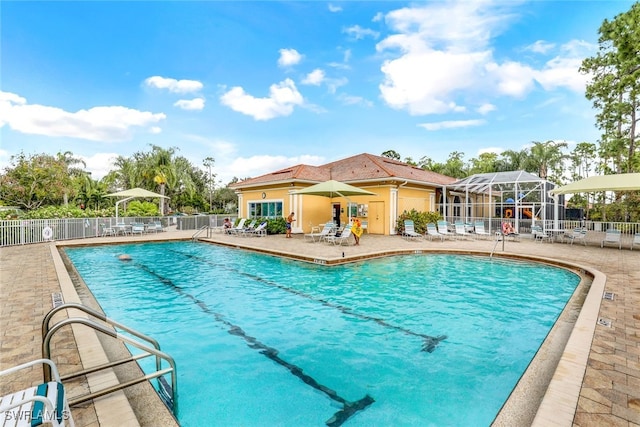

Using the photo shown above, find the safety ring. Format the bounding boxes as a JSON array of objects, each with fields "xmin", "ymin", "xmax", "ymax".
[{"xmin": 42, "ymin": 226, "xmax": 53, "ymax": 240}]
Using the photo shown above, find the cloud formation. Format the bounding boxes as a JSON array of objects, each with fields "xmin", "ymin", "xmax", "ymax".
[
  {"xmin": 174, "ymin": 98, "xmax": 205, "ymax": 110},
  {"xmin": 418, "ymin": 119, "xmax": 486, "ymax": 131},
  {"xmin": 145, "ymin": 76, "xmax": 203, "ymax": 93},
  {"xmin": 219, "ymin": 78, "xmax": 304, "ymax": 120},
  {"xmin": 0, "ymin": 91, "xmax": 166, "ymax": 142},
  {"xmin": 278, "ymin": 49, "xmax": 302, "ymax": 68}
]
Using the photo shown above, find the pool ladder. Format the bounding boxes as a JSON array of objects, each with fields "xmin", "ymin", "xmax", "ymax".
[
  {"xmin": 192, "ymin": 225, "xmax": 211, "ymax": 240},
  {"xmin": 490, "ymin": 232, "xmax": 505, "ymax": 258},
  {"xmin": 42, "ymin": 303, "xmax": 178, "ymax": 416}
]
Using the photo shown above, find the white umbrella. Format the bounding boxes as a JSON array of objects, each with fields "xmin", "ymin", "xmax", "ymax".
[{"xmin": 105, "ymin": 187, "xmax": 169, "ymax": 221}]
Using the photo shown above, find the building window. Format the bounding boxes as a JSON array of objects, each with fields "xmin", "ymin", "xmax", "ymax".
[{"xmin": 249, "ymin": 201, "xmax": 283, "ymax": 219}]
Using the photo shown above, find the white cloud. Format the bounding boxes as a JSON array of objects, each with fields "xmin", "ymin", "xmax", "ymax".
[
  {"xmin": 337, "ymin": 94, "xmax": 373, "ymax": 107},
  {"xmin": 219, "ymin": 78, "xmax": 304, "ymax": 120},
  {"xmin": 477, "ymin": 103, "xmax": 496, "ymax": 115},
  {"xmin": 278, "ymin": 48, "xmax": 302, "ymax": 68},
  {"xmin": 328, "ymin": 4, "xmax": 342, "ymax": 13},
  {"xmin": 526, "ymin": 40, "xmax": 555, "ymax": 54},
  {"xmin": 478, "ymin": 146, "xmax": 503, "ymax": 156},
  {"xmin": 417, "ymin": 119, "xmax": 486, "ymax": 131},
  {"xmin": 0, "ymin": 91, "xmax": 166, "ymax": 141},
  {"xmin": 145, "ymin": 76, "xmax": 203, "ymax": 94},
  {"xmin": 376, "ymin": 1, "xmax": 587, "ymax": 116},
  {"xmin": 372, "ymin": 12, "xmax": 383, "ymax": 23},
  {"xmin": 80, "ymin": 152, "xmax": 119, "ymax": 180},
  {"xmin": 302, "ymin": 69, "xmax": 326, "ymax": 86},
  {"xmin": 174, "ymin": 98, "xmax": 205, "ymax": 110},
  {"xmin": 150, "ymin": 126, "xmax": 162, "ymax": 134},
  {"xmin": 343, "ymin": 25, "xmax": 380, "ymax": 40},
  {"xmin": 222, "ymin": 154, "xmax": 324, "ymax": 182}
]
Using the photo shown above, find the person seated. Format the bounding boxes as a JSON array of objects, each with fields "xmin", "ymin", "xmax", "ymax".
[
  {"xmin": 502, "ymin": 221, "xmax": 517, "ymax": 235},
  {"xmin": 223, "ymin": 218, "xmax": 233, "ymax": 233}
]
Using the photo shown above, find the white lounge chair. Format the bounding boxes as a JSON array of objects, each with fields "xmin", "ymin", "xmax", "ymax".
[
  {"xmin": 565, "ymin": 228, "xmax": 587, "ymax": 246},
  {"xmin": 0, "ymin": 358, "xmax": 75, "ymax": 427},
  {"xmin": 473, "ymin": 221, "xmax": 492, "ymax": 240},
  {"xmin": 229, "ymin": 218, "xmax": 247, "ymax": 235},
  {"xmin": 436, "ymin": 221, "xmax": 454, "ymax": 240},
  {"xmin": 402, "ymin": 220, "xmax": 423, "ymax": 241},
  {"xmin": 304, "ymin": 222, "xmax": 334, "ymax": 242},
  {"xmin": 100, "ymin": 223, "xmax": 116, "ymax": 237},
  {"xmin": 243, "ymin": 221, "xmax": 267, "ymax": 237},
  {"xmin": 454, "ymin": 221, "xmax": 472, "ymax": 240},
  {"xmin": 426, "ymin": 223, "xmax": 444, "ymax": 242},
  {"xmin": 326, "ymin": 224, "xmax": 353, "ymax": 245},
  {"xmin": 131, "ymin": 223, "xmax": 145, "ymax": 235},
  {"xmin": 631, "ymin": 233, "xmax": 640, "ymax": 250},
  {"xmin": 601, "ymin": 228, "xmax": 621, "ymax": 249}
]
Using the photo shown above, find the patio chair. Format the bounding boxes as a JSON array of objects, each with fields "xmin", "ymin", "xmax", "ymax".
[
  {"xmin": 531, "ymin": 226, "xmax": 550, "ymax": 243},
  {"xmin": 454, "ymin": 221, "xmax": 473, "ymax": 240},
  {"xmin": 402, "ymin": 220, "xmax": 423, "ymax": 241},
  {"xmin": 601, "ymin": 228, "xmax": 621, "ymax": 249},
  {"xmin": 242, "ymin": 221, "xmax": 267, "ymax": 237},
  {"xmin": 473, "ymin": 221, "xmax": 492, "ymax": 240},
  {"xmin": 228, "ymin": 218, "xmax": 247, "ymax": 235},
  {"xmin": 565, "ymin": 228, "xmax": 587, "ymax": 246},
  {"xmin": 631, "ymin": 233, "xmax": 640, "ymax": 250},
  {"xmin": 436, "ymin": 221, "xmax": 454, "ymax": 240},
  {"xmin": 131, "ymin": 223, "xmax": 145, "ymax": 235},
  {"xmin": 0, "ymin": 358, "xmax": 75, "ymax": 427},
  {"xmin": 325, "ymin": 224, "xmax": 353, "ymax": 246},
  {"xmin": 426, "ymin": 223, "xmax": 444, "ymax": 242},
  {"xmin": 100, "ymin": 223, "xmax": 116, "ymax": 237},
  {"xmin": 304, "ymin": 222, "xmax": 334, "ymax": 242}
]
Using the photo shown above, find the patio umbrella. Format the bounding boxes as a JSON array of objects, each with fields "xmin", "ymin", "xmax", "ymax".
[
  {"xmin": 105, "ymin": 187, "xmax": 170, "ymax": 220},
  {"xmin": 549, "ymin": 173, "xmax": 640, "ymax": 195},
  {"xmin": 293, "ymin": 180, "xmax": 376, "ymax": 198}
]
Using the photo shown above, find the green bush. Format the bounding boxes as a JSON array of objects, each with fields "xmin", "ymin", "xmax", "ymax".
[
  {"xmin": 396, "ymin": 209, "xmax": 442, "ymax": 234},
  {"xmin": 123, "ymin": 200, "xmax": 159, "ymax": 217}
]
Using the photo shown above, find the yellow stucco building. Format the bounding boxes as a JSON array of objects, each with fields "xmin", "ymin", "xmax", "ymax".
[{"xmin": 230, "ymin": 153, "xmax": 458, "ymax": 235}]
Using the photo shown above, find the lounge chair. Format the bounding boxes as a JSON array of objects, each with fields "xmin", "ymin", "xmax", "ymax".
[
  {"xmin": 325, "ymin": 224, "xmax": 353, "ymax": 245},
  {"xmin": 436, "ymin": 221, "xmax": 454, "ymax": 240},
  {"xmin": 229, "ymin": 218, "xmax": 247, "ymax": 235},
  {"xmin": 0, "ymin": 358, "xmax": 75, "ymax": 427},
  {"xmin": 131, "ymin": 223, "xmax": 145, "ymax": 235},
  {"xmin": 426, "ymin": 223, "xmax": 444, "ymax": 242},
  {"xmin": 631, "ymin": 233, "xmax": 640, "ymax": 250},
  {"xmin": 565, "ymin": 228, "xmax": 587, "ymax": 246},
  {"xmin": 304, "ymin": 222, "xmax": 334, "ymax": 242},
  {"xmin": 402, "ymin": 220, "xmax": 423, "ymax": 241},
  {"xmin": 601, "ymin": 228, "xmax": 621, "ymax": 249},
  {"xmin": 454, "ymin": 221, "xmax": 472, "ymax": 240},
  {"xmin": 473, "ymin": 221, "xmax": 492, "ymax": 240},
  {"xmin": 242, "ymin": 221, "xmax": 267, "ymax": 237}
]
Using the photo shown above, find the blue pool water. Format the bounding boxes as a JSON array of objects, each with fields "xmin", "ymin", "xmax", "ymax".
[{"xmin": 64, "ymin": 241, "xmax": 580, "ymax": 426}]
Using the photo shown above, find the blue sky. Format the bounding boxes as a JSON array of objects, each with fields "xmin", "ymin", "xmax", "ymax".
[{"xmin": 1, "ymin": 1, "xmax": 635, "ymax": 185}]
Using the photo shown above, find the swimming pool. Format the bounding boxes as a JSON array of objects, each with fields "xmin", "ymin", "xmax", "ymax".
[{"xmin": 64, "ymin": 241, "xmax": 580, "ymax": 426}]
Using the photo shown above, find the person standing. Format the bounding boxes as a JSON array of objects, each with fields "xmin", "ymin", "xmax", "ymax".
[
  {"xmin": 286, "ymin": 212, "xmax": 295, "ymax": 238},
  {"xmin": 352, "ymin": 216, "xmax": 363, "ymax": 245}
]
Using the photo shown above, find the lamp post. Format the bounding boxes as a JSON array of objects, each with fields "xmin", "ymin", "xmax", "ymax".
[{"xmin": 203, "ymin": 157, "xmax": 215, "ymax": 212}]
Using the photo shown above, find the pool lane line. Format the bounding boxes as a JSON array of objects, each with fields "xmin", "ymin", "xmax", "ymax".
[
  {"xmin": 169, "ymin": 248, "xmax": 447, "ymax": 353},
  {"xmin": 131, "ymin": 261, "xmax": 375, "ymax": 427}
]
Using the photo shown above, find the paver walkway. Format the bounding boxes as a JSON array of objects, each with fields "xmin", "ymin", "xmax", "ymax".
[{"xmin": 1, "ymin": 230, "xmax": 638, "ymax": 426}]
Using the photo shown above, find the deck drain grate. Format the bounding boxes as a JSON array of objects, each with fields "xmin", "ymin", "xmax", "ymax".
[
  {"xmin": 603, "ymin": 292, "xmax": 615, "ymax": 301},
  {"xmin": 51, "ymin": 292, "xmax": 64, "ymax": 308},
  {"xmin": 597, "ymin": 317, "xmax": 612, "ymax": 327}
]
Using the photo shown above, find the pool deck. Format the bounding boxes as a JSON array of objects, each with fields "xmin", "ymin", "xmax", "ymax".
[{"xmin": 1, "ymin": 229, "xmax": 638, "ymax": 426}]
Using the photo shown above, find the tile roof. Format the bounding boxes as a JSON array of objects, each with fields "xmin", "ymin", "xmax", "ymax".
[{"xmin": 231, "ymin": 153, "xmax": 457, "ymax": 188}]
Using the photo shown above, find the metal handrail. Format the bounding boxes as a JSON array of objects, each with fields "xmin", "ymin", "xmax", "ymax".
[
  {"xmin": 42, "ymin": 310, "xmax": 178, "ymax": 415},
  {"xmin": 192, "ymin": 225, "xmax": 210, "ymax": 240}
]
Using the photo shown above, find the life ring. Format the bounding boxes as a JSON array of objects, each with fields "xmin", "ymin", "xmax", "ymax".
[
  {"xmin": 504, "ymin": 209, "xmax": 513, "ymax": 218},
  {"xmin": 42, "ymin": 226, "xmax": 53, "ymax": 240}
]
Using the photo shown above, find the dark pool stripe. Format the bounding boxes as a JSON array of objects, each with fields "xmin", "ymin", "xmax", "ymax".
[
  {"xmin": 133, "ymin": 262, "xmax": 374, "ymax": 426},
  {"xmin": 170, "ymin": 248, "xmax": 447, "ymax": 353}
]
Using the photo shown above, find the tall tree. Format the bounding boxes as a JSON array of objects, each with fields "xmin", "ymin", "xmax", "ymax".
[
  {"xmin": 580, "ymin": 2, "xmax": 640, "ymax": 174},
  {"xmin": 527, "ymin": 140, "xmax": 568, "ymax": 182}
]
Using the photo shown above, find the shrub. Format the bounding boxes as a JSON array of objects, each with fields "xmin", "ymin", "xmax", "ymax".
[{"xmin": 396, "ymin": 209, "xmax": 442, "ymax": 234}]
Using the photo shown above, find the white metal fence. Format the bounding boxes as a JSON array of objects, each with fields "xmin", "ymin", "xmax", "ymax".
[{"xmin": 0, "ymin": 215, "xmax": 235, "ymax": 247}]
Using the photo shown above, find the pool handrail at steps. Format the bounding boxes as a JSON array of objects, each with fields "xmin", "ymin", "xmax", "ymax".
[
  {"xmin": 192, "ymin": 225, "xmax": 211, "ymax": 240},
  {"xmin": 42, "ymin": 303, "xmax": 178, "ymax": 416}
]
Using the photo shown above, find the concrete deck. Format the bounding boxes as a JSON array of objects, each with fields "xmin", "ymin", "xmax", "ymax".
[{"xmin": 1, "ymin": 229, "xmax": 638, "ymax": 426}]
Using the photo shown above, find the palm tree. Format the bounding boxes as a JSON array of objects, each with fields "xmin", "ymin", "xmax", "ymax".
[{"xmin": 527, "ymin": 140, "xmax": 568, "ymax": 182}]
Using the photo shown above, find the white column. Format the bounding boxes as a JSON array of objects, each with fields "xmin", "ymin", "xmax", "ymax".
[{"xmin": 390, "ymin": 187, "xmax": 398, "ymax": 234}]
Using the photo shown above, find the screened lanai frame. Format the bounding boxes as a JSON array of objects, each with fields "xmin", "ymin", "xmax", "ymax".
[{"xmin": 442, "ymin": 171, "xmax": 561, "ymax": 233}]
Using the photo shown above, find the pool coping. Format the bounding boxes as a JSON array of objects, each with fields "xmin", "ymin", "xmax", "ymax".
[{"xmin": 54, "ymin": 234, "xmax": 606, "ymax": 426}]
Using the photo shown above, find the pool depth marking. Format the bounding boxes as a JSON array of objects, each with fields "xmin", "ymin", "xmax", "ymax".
[
  {"xmin": 133, "ymin": 262, "xmax": 375, "ymax": 427},
  {"xmin": 171, "ymin": 248, "xmax": 447, "ymax": 353}
]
